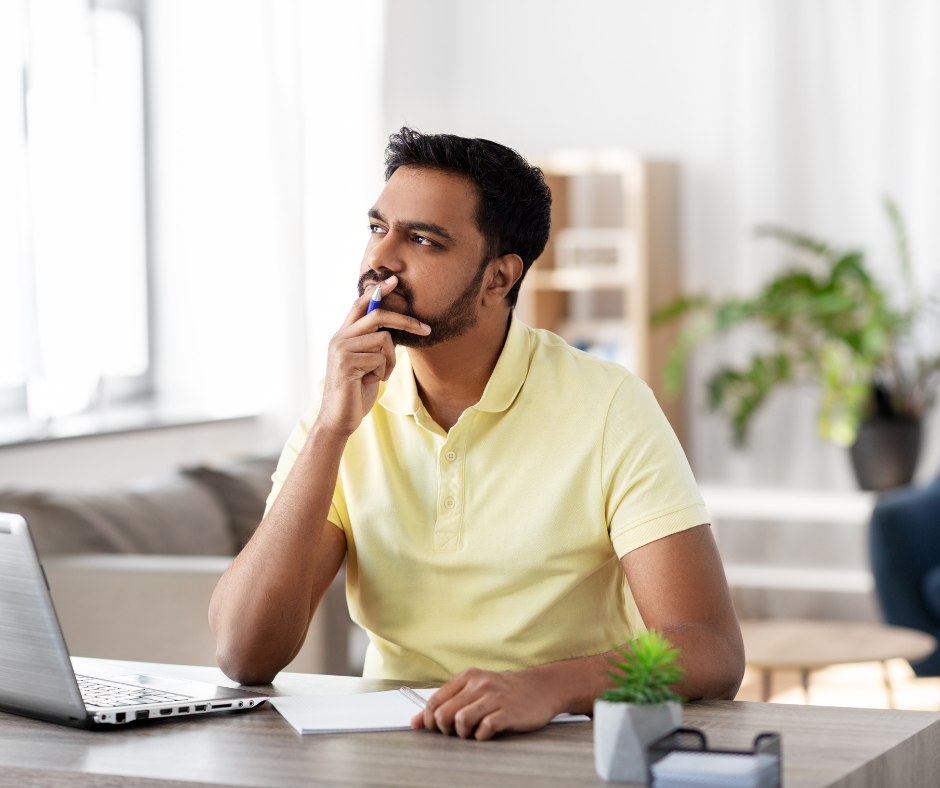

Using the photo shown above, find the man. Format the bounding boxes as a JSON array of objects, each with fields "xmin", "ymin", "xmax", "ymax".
[{"xmin": 209, "ymin": 128, "xmax": 744, "ymax": 740}]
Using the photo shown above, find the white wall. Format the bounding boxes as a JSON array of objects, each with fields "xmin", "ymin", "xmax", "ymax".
[{"xmin": 382, "ymin": 0, "xmax": 940, "ymax": 489}]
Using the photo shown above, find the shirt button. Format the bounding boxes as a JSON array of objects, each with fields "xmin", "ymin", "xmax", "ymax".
[
  {"xmin": 445, "ymin": 451, "xmax": 456, "ymax": 462},
  {"xmin": 444, "ymin": 497, "xmax": 455, "ymax": 509}
]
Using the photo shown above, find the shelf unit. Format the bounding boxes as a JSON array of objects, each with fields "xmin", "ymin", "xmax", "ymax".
[
  {"xmin": 516, "ymin": 150, "xmax": 684, "ymax": 443},
  {"xmin": 699, "ymin": 484, "xmax": 877, "ymax": 594}
]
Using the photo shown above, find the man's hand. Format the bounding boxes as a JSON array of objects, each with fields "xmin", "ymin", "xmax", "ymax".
[
  {"xmin": 410, "ymin": 667, "xmax": 563, "ymax": 741},
  {"xmin": 318, "ymin": 276, "xmax": 430, "ymax": 438}
]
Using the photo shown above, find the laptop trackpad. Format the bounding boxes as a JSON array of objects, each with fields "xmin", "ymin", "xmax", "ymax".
[
  {"xmin": 116, "ymin": 674, "xmax": 189, "ymax": 687},
  {"xmin": 109, "ymin": 673, "xmax": 260, "ymax": 700}
]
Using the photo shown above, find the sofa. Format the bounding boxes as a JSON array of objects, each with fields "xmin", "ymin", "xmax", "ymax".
[
  {"xmin": 0, "ymin": 456, "xmax": 355, "ymax": 677},
  {"xmin": 869, "ymin": 473, "xmax": 940, "ymax": 676}
]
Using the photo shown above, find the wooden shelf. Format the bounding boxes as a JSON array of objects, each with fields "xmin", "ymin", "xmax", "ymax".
[{"xmin": 527, "ymin": 267, "xmax": 631, "ymax": 291}]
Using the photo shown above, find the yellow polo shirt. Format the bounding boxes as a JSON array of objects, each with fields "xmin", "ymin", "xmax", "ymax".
[{"xmin": 266, "ymin": 314, "xmax": 708, "ymax": 682}]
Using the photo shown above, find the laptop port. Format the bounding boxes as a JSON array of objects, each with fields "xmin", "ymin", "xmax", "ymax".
[
  {"xmin": 116, "ymin": 713, "xmax": 126, "ymax": 723},
  {"xmin": 135, "ymin": 710, "xmax": 149, "ymax": 720},
  {"xmin": 210, "ymin": 703, "xmax": 232, "ymax": 709},
  {"xmin": 194, "ymin": 704, "xmax": 207, "ymax": 712},
  {"xmin": 160, "ymin": 708, "xmax": 173, "ymax": 715},
  {"xmin": 178, "ymin": 706, "xmax": 190, "ymax": 713}
]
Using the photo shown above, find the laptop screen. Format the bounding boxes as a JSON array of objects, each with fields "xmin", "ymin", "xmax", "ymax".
[{"xmin": 0, "ymin": 513, "xmax": 87, "ymax": 721}]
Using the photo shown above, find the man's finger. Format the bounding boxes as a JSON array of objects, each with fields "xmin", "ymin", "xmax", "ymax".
[
  {"xmin": 430, "ymin": 685, "xmax": 486, "ymax": 736},
  {"xmin": 355, "ymin": 308, "xmax": 430, "ymax": 339},
  {"xmin": 340, "ymin": 275, "xmax": 398, "ymax": 331},
  {"xmin": 422, "ymin": 674, "xmax": 469, "ymax": 732},
  {"xmin": 339, "ymin": 332, "xmax": 394, "ymax": 355},
  {"xmin": 348, "ymin": 352, "xmax": 386, "ymax": 383},
  {"xmin": 453, "ymin": 696, "xmax": 496, "ymax": 739},
  {"xmin": 474, "ymin": 711, "xmax": 506, "ymax": 741},
  {"xmin": 379, "ymin": 335, "xmax": 397, "ymax": 382}
]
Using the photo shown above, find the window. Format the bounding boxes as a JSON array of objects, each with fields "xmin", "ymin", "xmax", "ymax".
[{"xmin": 0, "ymin": 0, "xmax": 150, "ymax": 422}]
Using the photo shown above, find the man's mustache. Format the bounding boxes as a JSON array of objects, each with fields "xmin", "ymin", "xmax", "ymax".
[{"xmin": 357, "ymin": 272, "xmax": 413, "ymax": 305}]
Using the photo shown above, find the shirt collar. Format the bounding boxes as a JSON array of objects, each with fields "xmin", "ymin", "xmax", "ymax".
[{"xmin": 378, "ymin": 312, "xmax": 531, "ymax": 417}]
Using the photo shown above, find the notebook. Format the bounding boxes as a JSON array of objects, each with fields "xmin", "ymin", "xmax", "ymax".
[{"xmin": 270, "ymin": 687, "xmax": 590, "ymax": 734}]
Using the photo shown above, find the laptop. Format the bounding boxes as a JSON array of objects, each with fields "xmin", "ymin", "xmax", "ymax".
[{"xmin": 0, "ymin": 512, "xmax": 269, "ymax": 729}]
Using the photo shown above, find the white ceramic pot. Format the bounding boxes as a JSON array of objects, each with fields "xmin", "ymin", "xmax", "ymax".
[{"xmin": 593, "ymin": 699, "xmax": 682, "ymax": 783}]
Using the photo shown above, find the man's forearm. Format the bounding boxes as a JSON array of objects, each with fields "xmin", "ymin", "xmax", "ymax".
[
  {"xmin": 208, "ymin": 421, "xmax": 347, "ymax": 684},
  {"xmin": 413, "ymin": 622, "xmax": 743, "ymax": 740},
  {"xmin": 531, "ymin": 623, "xmax": 744, "ymax": 715}
]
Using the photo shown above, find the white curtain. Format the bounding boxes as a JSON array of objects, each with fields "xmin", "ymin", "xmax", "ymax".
[{"xmin": 144, "ymin": 0, "xmax": 384, "ymax": 437}]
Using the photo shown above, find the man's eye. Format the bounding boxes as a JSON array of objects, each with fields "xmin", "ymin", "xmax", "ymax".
[
  {"xmin": 413, "ymin": 235, "xmax": 434, "ymax": 246},
  {"xmin": 370, "ymin": 224, "xmax": 387, "ymax": 235}
]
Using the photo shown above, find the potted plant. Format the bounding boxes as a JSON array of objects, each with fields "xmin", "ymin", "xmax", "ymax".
[
  {"xmin": 594, "ymin": 630, "xmax": 684, "ymax": 784},
  {"xmin": 654, "ymin": 198, "xmax": 940, "ymax": 490}
]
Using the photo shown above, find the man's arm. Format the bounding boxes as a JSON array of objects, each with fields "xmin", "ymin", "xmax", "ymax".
[
  {"xmin": 208, "ymin": 431, "xmax": 349, "ymax": 685},
  {"xmin": 209, "ymin": 277, "xmax": 431, "ymax": 684},
  {"xmin": 412, "ymin": 523, "xmax": 744, "ymax": 739}
]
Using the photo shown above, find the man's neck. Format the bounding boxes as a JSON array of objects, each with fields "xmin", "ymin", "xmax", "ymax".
[{"xmin": 409, "ymin": 310, "xmax": 512, "ymax": 433}]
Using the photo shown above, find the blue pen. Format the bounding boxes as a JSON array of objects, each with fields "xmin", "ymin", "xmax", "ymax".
[{"xmin": 366, "ymin": 282, "xmax": 383, "ymax": 314}]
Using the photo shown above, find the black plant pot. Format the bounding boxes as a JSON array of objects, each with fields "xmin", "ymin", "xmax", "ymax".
[{"xmin": 849, "ymin": 417, "xmax": 921, "ymax": 491}]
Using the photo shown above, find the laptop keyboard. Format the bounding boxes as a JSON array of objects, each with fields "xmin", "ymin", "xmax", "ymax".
[{"xmin": 76, "ymin": 675, "xmax": 191, "ymax": 708}]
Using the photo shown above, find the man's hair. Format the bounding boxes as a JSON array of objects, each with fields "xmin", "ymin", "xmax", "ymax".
[{"xmin": 384, "ymin": 127, "xmax": 552, "ymax": 308}]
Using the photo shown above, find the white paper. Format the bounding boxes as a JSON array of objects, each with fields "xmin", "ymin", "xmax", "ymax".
[{"xmin": 270, "ymin": 687, "xmax": 589, "ymax": 734}]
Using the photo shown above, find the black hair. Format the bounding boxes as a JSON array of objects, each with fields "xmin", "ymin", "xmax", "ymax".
[{"xmin": 384, "ymin": 127, "xmax": 552, "ymax": 308}]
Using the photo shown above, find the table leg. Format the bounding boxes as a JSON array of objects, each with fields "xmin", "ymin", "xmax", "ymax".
[
  {"xmin": 881, "ymin": 661, "xmax": 895, "ymax": 709},
  {"xmin": 762, "ymin": 669, "xmax": 772, "ymax": 702},
  {"xmin": 801, "ymin": 669, "xmax": 811, "ymax": 704}
]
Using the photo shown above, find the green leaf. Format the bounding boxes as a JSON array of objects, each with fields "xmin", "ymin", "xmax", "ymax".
[
  {"xmin": 754, "ymin": 224, "xmax": 836, "ymax": 260},
  {"xmin": 601, "ymin": 631, "xmax": 685, "ymax": 706},
  {"xmin": 651, "ymin": 295, "xmax": 711, "ymax": 326}
]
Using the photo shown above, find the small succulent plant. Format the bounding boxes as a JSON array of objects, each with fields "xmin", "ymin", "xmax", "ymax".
[{"xmin": 599, "ymin": 630, "xmax": 684, "ymax": 705}]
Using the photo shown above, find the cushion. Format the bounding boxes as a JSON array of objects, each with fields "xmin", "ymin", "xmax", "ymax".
[
  {"xmin": 183, "ymin": 455, "xmax": 279, "ymax": 551},
  {"xmin": 0, "ymin": 473, "xmax": 235, "ymax": 556}
]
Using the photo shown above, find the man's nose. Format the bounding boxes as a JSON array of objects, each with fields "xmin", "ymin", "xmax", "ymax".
[{"xmin": 366, "ymin": 230, "xmax": 405, "ymax": 275}]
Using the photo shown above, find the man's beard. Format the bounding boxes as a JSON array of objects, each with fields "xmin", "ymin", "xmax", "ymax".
[{"xmin": 357, "ymin": 262, "xmax": 487, "ymax": 348}]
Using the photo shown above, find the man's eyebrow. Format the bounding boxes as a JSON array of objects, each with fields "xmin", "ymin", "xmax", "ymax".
[{"xmin": 368, "ymin": 208, "xmax": 454, "ymax": 242}]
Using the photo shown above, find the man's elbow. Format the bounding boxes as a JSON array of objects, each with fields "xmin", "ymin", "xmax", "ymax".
[
  {"xmin": 707, "ymin": 633, "xmax": 746, "ymax": 700},
  {"xmin": 215, "ymin": 641, "xmax": 280, "ymax": 686},
  {"xmin": 716, "ymin": 655, "xmax": 745, "ymax": 700},
  {"xmin": 680, "ymin": 628, "xmax": 746, "ymax": 701}
]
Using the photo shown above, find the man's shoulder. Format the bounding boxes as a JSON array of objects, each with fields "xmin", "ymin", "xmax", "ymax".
[{"xmin": 523, "ymin": 323, "xmax": 642, "ymax": 402}]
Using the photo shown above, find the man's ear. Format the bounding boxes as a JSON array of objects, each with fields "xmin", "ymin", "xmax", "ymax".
[{"xmin": 482, "ymin": 254, "xmax": 524, "ymax": 306}]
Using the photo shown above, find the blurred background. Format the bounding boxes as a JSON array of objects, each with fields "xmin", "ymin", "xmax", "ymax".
[{"xmin": 2, "ymin": 0, "xmax": 940, "ymax": 706}]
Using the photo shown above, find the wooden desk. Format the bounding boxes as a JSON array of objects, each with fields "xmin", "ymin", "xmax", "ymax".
[{"xmin": 0, "ymin": 658, "xmax": 937, "ymax": 788}]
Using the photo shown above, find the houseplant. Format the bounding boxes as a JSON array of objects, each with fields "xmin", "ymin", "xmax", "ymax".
[
  {"xmin": 654, "ymin": 198, "xmax": 940, "ymax": 490},
  {"xmin": 594, "ymin": 630, "xmax": 684, "ymax": 783}
]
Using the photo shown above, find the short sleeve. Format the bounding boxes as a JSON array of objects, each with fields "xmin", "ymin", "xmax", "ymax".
[
  {"xmin": 603, "ymin": 375, "xmax": 709, "ymax": 558},
  {"xmin": 264, "ymin": 386, "xmax": 345, "ymax": 531}
]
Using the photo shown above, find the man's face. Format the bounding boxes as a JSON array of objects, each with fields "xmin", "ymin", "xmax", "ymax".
[{"xmin": 358, "ymin": 166, "xmax": 490, "ymax": 348}]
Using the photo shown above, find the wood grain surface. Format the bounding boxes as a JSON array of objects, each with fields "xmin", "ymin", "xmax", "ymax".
[{"xmin": 0, "ymin": 657, "xmax": 937, "ymax": 788}]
